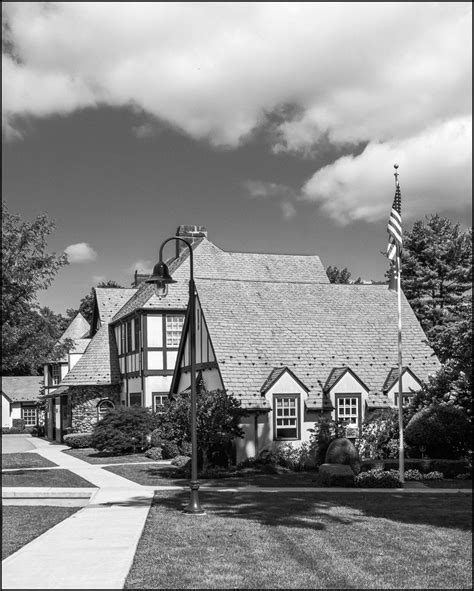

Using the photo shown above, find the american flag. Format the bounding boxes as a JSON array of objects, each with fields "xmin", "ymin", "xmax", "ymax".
[{"xmin": 387, "ymin": 181, "xmax": 402, "ymax": 261}]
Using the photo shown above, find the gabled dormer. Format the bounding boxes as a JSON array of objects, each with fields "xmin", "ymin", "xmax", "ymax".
[
  {"xmin": 383, "ymin": 366, "xmax": 422, "ymax": 406},
  {"xmin": 323, "ymin": 367, "xmax": 370, "ymax": 431}
]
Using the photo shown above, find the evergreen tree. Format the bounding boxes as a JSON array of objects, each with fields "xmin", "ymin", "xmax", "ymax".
[{"xmin": 402, "ymin": 214, "xmax": 472, "ymax": 334}]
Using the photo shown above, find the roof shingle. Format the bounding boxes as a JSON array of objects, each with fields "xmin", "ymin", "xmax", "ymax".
[
  {"xmin": 194, "ymin": 279, "xmax": 440, "ymax": 410},
  {"xmin": 2, "ymin": 376, "xmax": 43, "ymax": 402}
]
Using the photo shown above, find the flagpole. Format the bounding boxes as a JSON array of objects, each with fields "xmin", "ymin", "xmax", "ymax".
[
  {"xmin": 394, "ymin": 164, "xmax": 405, "ymax": 484},
  {"xmin": 397, "ymin": 248, "xmax": 405, "ymax": 483}
]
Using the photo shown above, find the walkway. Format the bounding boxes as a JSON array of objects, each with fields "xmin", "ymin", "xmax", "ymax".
[
  {"xmin": 2, "ymin": 436, "xmax": 472, "ymax": 589},
  {"xmin": 2, "ymin": 437, "xmax": 155, "ymax": 590}
]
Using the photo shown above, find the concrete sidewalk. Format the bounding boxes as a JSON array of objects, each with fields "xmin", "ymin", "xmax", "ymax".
[{"xmin": 2, "ymin": 437, "xmax": 155, "ymax": 590}]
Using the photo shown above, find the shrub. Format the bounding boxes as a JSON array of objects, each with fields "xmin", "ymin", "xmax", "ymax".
[
  {"xmin": 423, "ymin": 471, "xmax": 444, "ymax": 480},
  {"xmin": 31, "ymin": 425, "xmax": 45, "ymax": 437},
  {"xmin": 455, "ymin": 473, "xmax": 471, "ymax": 480},
  {"xmin": 161, "ymin": 440, "xmax": 180, "ymax": 460},
  {"xmin": 308, "ymin": 418, "xmax": 345, "ymax": 466},
  {"xmin": 325, "ymin": 438, "xmax": 361, "ymax": 474},
  {"xmin": 12, "ymin": 418, "xmax": 26, "ymax": 431},
  {"xmin": 171, "ymin": 455, "xmax": 191, "ymax": 469},
  {"xmin": 150, "ymin": 429, "xmax": 163, "ymax": 448},
  {"xmin": 404, "ymin": 469, "xmax": 423, "ymax": 481},
  {"xmin": 274, "ymin": 442, "xmax": 315, "ymax": 471},
  {"xmin": 355, "ymin": 469, "xmax": 402, "ymax": 488},
  {"xmin": 2, "ymin": 427, "xmax": 34, "ymax": 434},
  {"xmin": 154, "ymin": 386, "xmax": 246, "ymax": 469},
  {"xmin": 179, "ymin": 440, "xmax": 193, "ymax": 457},
  {"xmin": 144, "ymin": 447, "xmax": 163, "ymax": 461},
  {"xmin": 91, "ymin": 406, "xmax": 155, "ymax": 454},
  {"xmin": 405, "ymin": 404, "xmax": 471, "ymax": 459},
  {"xmin": 356, "ymin": 408, "xmax": 406, "ymax": 460},
  {"xmin": 383, "ymin": 458, "xmax": 470, "ymax": 478},
  {"xmin": 63, "ymin": 433, "xmax": 93, "ymax": 448}
]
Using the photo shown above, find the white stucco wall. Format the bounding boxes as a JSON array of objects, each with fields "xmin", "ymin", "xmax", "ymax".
[
  {"xmin": 386, "ymin": 371, "xmax": 422, "ymax": 405},
  {"xmin": 328, "ymin": 371, "xmax": 369, "ymax": 426},
  {"xmin": 69, "ymin": 353, "xmax": 82, "ymax": 371}
]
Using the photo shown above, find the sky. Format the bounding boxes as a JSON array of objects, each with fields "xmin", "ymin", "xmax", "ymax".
[{"xmin": 2, "ymin": 2, "xmax": 472, "ymax": 315}]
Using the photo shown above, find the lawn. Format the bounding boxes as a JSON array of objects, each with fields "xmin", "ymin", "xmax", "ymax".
[
  {"xmin": 2, "ymin": 469, "xmax": 97, "ymax": 488},
  {"xmin": 125, "ymin": 490, "xmax": 472, "ymax": 589},
  {"xmin": 2, "ymin": 453, "xmax": 57, "ymax": 470},
  {"xmin": 62, "ymin": 448, "xmax": 156, "ymax": 465},
  {"xmin": 2, "ymin": 506, "xmax": 81, "ymax": 559}
]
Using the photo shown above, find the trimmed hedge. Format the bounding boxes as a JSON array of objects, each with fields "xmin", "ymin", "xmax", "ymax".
[
  {"xmin": 144, "ymin": 447, "xmax": 163, "ymax": 461},
  {"xmin": 2, "ymin": 426, "xmax": 34, "ymax": 434},
  {"xmin": 361, "ymin": 458, "xmax": 471, "ymax": 479},
  {"xmin": 63, "ymin": 433, "xmax": 94, "ymax": 448},
  {"xmin": 355, "ymin": 469, "xmax": 402, "ymax": 488},
  {"xmin": 12, "ymin": 418, "xmax": 26, "ymax": 431}
]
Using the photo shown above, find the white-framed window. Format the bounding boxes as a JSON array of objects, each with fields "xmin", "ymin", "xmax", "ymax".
[
  {"xmin": 22, "ymin": 406, "xmax": 37, "ymax": 426},
  {"xmin": 51, "ymin": 364, "xmax": 61, "ymax": 386},
  {"xmin": 274, "ymin": 395, "xmax": 299, "ymax": 440},
  {"xmin": 394, "ymin": 392, "xmax": 412, "ymax": 406},
  {"xmin": 335, "ymin": 395, "xmax": 361, "ymax": 429},
  {"xmin": 166, "ymin": 315, "xmax": 184, "ymax": 347},
  {"xmin": 153, "ymin": 392, "xmax": 168, "ymax": 413},
  {"xmin": 97, "ymin": 399, "xmax": 115, "ymax": 421}
]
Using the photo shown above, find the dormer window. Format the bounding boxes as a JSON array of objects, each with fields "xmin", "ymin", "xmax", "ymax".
[{"xmin": 274, "ymin": 394, "xmax": 300, "ymax": 440}]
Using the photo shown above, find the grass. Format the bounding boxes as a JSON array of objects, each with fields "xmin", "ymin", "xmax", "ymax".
[
  {"xmin": 2, "ymin": 469, "xmax": 97, "ymax": 488},
  {"xmin": 125, "ymin": 490, "xmax": 472, "ymax": 589},
  {"xmin": 422, "ymin": 478, "xmax": 472, "ymax": 489},
  {"xmin": 2, "ymin": 453, "xmax": 58, "ymax": 470},
  {"xmin": 2, "ymin": 506, "xmax": 81, "ymax": 559},
  {"xmin": 62, "ymin": 448, "xmax": 156, "ymax": 465}
]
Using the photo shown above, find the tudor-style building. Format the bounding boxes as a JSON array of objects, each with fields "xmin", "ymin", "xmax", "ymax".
[
  {"xmin": 45, "ymin": 225, "xmax": 330, "ymax": 441},
  {"xmin": 171, "ymin": 278, "xmax": 439, "ymax": 462}
]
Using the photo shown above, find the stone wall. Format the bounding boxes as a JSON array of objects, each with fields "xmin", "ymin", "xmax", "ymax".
[{"xmin": 70, "ymin": 385, "xmax": 121, "ymax": 433}]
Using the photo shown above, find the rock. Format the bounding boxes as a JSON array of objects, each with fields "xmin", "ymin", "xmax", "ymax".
[
  {"xmin": 325, "ymin": 437, "xmax": 361, "ymax": 474},
  {"xmin": 319, "ymin": 463, "xmax": 355, "ymax": 487}
]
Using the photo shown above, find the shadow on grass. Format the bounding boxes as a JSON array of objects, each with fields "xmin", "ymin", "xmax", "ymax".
[{"xmin": 152, "ymin": 489, "xmax": 472, "ymax": 532}]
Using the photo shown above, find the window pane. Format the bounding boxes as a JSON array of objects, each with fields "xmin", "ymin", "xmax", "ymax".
[
  {"xmin": 166, "ymin": 315, "xmax": 184, "ymax": 347},
  {"xmin": 129, "ymin": 393, "xmax": 142, "ymax": 407}
]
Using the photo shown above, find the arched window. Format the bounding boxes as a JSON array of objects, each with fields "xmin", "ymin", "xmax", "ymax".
[{"xmin": 97, "ymin": 399, "xmax": 115, "ymax": 421}]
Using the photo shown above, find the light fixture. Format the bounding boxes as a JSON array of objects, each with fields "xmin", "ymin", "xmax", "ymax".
[{"xmin": 146, "ymin": 260, "xmax": 177, "ymax": 297}]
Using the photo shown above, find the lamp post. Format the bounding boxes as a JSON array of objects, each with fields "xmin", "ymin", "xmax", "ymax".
[{"xmin": 146, "ymin": 237, "xmax": 205, "ymax": 514}]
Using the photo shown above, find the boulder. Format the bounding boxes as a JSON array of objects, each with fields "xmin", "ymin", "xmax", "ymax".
[
  {"xmin": 325, "ymin": 437, "xmax": 361, "ymax": 474},
  {"xmin": 319, "ymin": 463, "xmax": 355, "ymax": 487}
]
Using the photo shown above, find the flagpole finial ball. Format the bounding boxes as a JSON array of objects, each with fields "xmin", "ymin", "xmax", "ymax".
[{"xmin": 394, "ymin": 163, "xmax": 399, "ymax": 169}]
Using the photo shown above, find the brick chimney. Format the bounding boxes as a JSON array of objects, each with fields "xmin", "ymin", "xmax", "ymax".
[{"xmin": 175, "ymin": 225, "xmax": 208, "ymax": 257}]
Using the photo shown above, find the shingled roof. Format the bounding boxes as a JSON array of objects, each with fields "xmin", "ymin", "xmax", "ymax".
[
  {"xmin": 2, "ymin": 376, "xmax": 43, "ymax": 403},
  {"xmin": 60, "ymin": 324, "xmax": 121, "ymax": 386},
  {"xmin": 95, "ymin": 288, "xmax": 137, "ymax": 324},
  {"xmin": 193, "ymin": 279, "xmax": 440, "ymax": 410},
  {"xmin": 49, "ymin": 312, "xmax": 91, "ymax": 362},
  {"xmin": 111, "ymin": 238, "xmax": 329, "ymax": 323}
]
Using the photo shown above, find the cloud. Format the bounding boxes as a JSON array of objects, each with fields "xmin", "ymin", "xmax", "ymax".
[
  {"xmin": 129, "ymin": 259, "xmax": 153, "ymax": 274},
  {"xmin": 2, "ymin": 3, "xmax": 470, "ymax": 150},
  {"xmin": 300, "ymin": 116, "xmax": 472, "ymax": 224},
  {"xmin": 64, "ymin": 242, "xmax": 97, "ymax": 263}
]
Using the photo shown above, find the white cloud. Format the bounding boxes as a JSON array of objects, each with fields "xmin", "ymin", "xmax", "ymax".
[
  {"xmin": 129, "ymin": 259, "xmax": 153, "ymax": 274},
  {"xmin": 2, "ymin": 3, "xmax": 470, "ymax": 149},
  {"xmin": 2, "ymin": 3, "xmax": 471, "ymax": 220},
  {"xmin": 301, "ymin": 116, "xmax": 472, "ymax": 224},
  {"xmin": 64, "ymin": 242, "xmax": 97, "ymax": 263}
]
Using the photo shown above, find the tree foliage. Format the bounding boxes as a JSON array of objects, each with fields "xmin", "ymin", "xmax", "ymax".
[
  {"xmin": 402, "ymin": 214, "xmax": 472, "ymax": 334},
  {"xmin": 66, "ymin": 280, "xmax": 124, "ymax": 324},
  {"xmin": 2, "ymin": 202, "xmax": 69, "ymax": 375},
  {"xmin": 154, "ymin": 382, "xmax": 247, "ymax": 468},
  {"xmin": 326, "ymin": 265, "xmax": 352, "ymax": 284}
]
